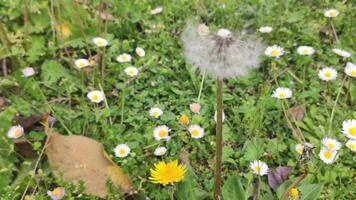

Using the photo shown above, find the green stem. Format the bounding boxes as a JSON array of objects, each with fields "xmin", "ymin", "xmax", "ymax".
[
  {"xmin": 120, "ymin": 87, "xmax": 126, "ymax": 125},
  {"xmin": 328, "ymin": 76, "xmax": 346, "ymax": 135},
  {"xmin": 168, "ymin": 186, "xmax": 175, "ymax": 200},
  {"xmin": 330, "ymin": 21, "xmax": 338, "ymax": 42},
  {"xmin": 213, "ymin": 79, "xmax": 223, "ymax": 200},
  {"xmin": 197, "ymin": 72, "xmax": 206, "ymax": 102}
]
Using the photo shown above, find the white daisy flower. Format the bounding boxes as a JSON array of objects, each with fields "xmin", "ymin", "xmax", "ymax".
[
  {"xmin": 258, "ymin": 26, "xmax": 273, "ymax": 33},
  {"xmin": 321, "ymin": 138, "xmax": 341, "ymax": 151},
  {"xmin": 217, "ymin": 28, "xmax": 232, "ymax": 38},
  {"xmin": 197, "ymin": 24, "xmax": 209, "ymax": 36},
  {"xmin": 75, "ymin": 58, "xmax": 89, "ymax": 69},
  {"xmin": 271, "ymin": 87, "xmax": 292, "ymax": 99},
  {"xmin": 189, "ymin": 102, "xmax": 201, "ymax": 113},
  {"xmin": 214, "ymin": 110, "xmax": 225, "ymax": 123},
  {"xmin": 47, "ymin": 187, "xmax": 65, "ymax": 200},
  {"xmin": 318, "ymin": 67, "xmax": 337, "ymax": 81},
  {"xmin": 297, "ymin": 46, "xmax": 315, "ymax": 56},
  {"xmin": 114, "ymin": 144, "xmax": 130, "ymax": 158},
  {"xmin": 117, "ymin": 53, "xmax": 132, "ymax": 63},
  {"xmin": 332, "ymin": 48, "xmax": 351, "ymax": 58},
  {"xmin": 324, "ymin": 9, "xmax": 339, "ymax": 18},
  {"xmin": 149, "ymin": 107, "xmax": 163, "ymax": 118},
  {"xmin": 264, "ymin": 45, "xmax": 284, "ymax": 58},
  {"xmin": 188, "ymin": 124, "xmax": 204, "ymax": 139},
  {"xmin": 250, "ymin": 160, "xmax": 268, "ymax": 176},
  {"xmin": 22, "ymin": 67, "xmax": 35, "ymax": 77},
  {"xmin": 319, "ymin": 147, "xmax": 337, "ymax": 164},
  {"xmin": 295, "ymin": 144, "xmax": 304, "ymax": 155},
  {"xmin": 346, "ymin": 140, "xmax": 356, "ymax": 152},
  {"xmin": 153, "ymin": 125, "xmax": 171, "ymax": 141},
  {"xmin": 150, "ymin": 6, "xmax": 163, "ymax": 15},
  {"xmin": 87, "ymin": 90, "xmax": 104, "ymax": 103},
  {"xmin": 7, "ymin": 125, "xmax": 24, "ymax": 139},
  {"xmin": 342, "ymin": 119, "xmax": 356, "ymax": 140},
  {"xmin": 135, "ymin": 47, "xmax": 145, "ymax": 57},
  {"xmin": 92, "ymin": 37, "xmax": 108, "ymax": 47},
  {"xmin": 124, "ymin": 67, "xmax": 138, "ymax": 77},
  {"xmin": 153, "ymin": 146, "xmax": 167, "ymax": 156},
  {"xmin": 344, "ymin": 62, "xmax": 356, "ymax": 77}
]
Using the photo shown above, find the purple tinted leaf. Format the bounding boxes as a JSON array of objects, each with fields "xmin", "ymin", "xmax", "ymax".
[
  {"xmin": 276, "ymin": 166, "xmax": 292, "ymax": 180},
  {"xmin": 268, "ymin": 166, "xmax": 292, "ymax": 191}
]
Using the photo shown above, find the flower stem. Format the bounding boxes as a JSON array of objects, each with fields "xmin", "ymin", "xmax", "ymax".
[
  {"xmin": 328, "ymin": 76, "xmax": 346, "ymax": 135},
  {"xmin": 213, "ymin": 79, "xmax": 223, "ymax": 200},
  {"xmin": 120, "ymin": 87, "xmax": 126, "ymax": 125},
  {"xmin": 330, "ymin": 21, "xmax": 338, "ymax": 42},
  {"xmin": 168, "ymin": 186, "xmax": 175, "ymax": 200},
  {"xmin": 197, "ymin": 72, "xmax": 206, "ymax": 102}
]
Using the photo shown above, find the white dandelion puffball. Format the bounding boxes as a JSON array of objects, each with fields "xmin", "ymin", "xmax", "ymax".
[
  {"xmin": 7, "ymin": 125, "xmax": 24, "ymax": 139},
  {"xmin": 93, "ymin": 37, "xmax": 108, "ymax": 47},
  {"xmin": 321, "ymin": 138, "xmax": 341, "ymax": 151},
  {"xmin": 318, "ymin": 68, "xmax": 337, "ymax": 81},
  {"xmin": 345, "ymin": 62, "xmax": 356, "ymax": 77},
  {"xmin": 250, "ymin": 160, "xmax": 268, "ymax": 176},
  {"xmin": 124, "ymin": 67, "xmax": 138, "ymax": 77},
  {"xmin": 135, "ymin": 47, "xmax": 145, "ymax": 57},
  {"xmin": 319, "ymin": 147, "xmax": 337, "ymax": 164},
  {"xmin": 87, "ymin": 90, "xmax": 104, "ymax": 103},
  {"xmin": 297, "ymin": 46, "xmax": 315, "ymax": 56},
  {"xmin": 117, "ymin": 53, "xmax": 132, "ymax": 63},
  {"xmin": 265, "ymin": 45, "xmax": 284, "ymax": 58},
  {"xmin": 47, "ymin": 187, "xmax": 65, "ymax": 200},
  {"xmin": 324, "ymin": 9, "xmax": 339, "ymax": 18},
  {"xmin": 149, "ymin": 107, "xmax": 163, "ymax": 118},
  {"xmin": 22, "ymin": 67, "xmax": 35, "ymax": 77},
  {"xmin": 153, "ymin": 125, "xmax": 171, "ymax": 141},
  {"xmin": 114, "ymin": 144, "xmax": 130, "ymax": 158},
  {"xmin": 181, "ymin": 20, "xmax": 264, "ymax": 79},
  {"xmin": 150, "ymin": 6, "xmax": 163, "ymax": 15},
  {"xmin": 271, "ymin": 87, "xmax": 292, "ymax": 99},
  {"xmin": 258, "ymin": 26, "xmax": 273, "ymax": 33},
  {"xmin": 332, "ymin": 48, "xmax": 351, "ymax": 58},
  {"xmin": 154, "ymin": 146, "xmax": 167, "ymax": 156},
  {"xmin": 188, "ymin": 124, "xmax": 204, "ymax": 139},
  {"xmin": 342, "ymin": 119, "xmax": 356, "ymax": 140},
  {"xmin": 75, "ymin": 58, "xmax": 90, "ymax": 69},
  {"xmin": 295, "ymin": 144, "xmax": 304, "ymax": 155},
  {"xmin": 346, "ymin": 140, "xmax": 356, "ymax": 152}
]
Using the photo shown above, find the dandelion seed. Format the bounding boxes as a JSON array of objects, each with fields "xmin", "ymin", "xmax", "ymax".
[
  {"xmin": 7, "ymin": 125, "xmax": 24, "ymax": 139},
  {"xmin": 135, "ymin": 47, "xmax": 145, "ymax": 57},
  {"xmin": 318, "ymin": 68, "xmax": 337, "ymax": 81},
  {"xmin": 117, "ymin": 53, "xmax": 132, "ymax": 63},
  {"xmin": 149, "ymin": 107, "xmax": 163, "ymax": 118},
  {"xmin": 189, "ymin": 102, "xmax": 201, "ymax": 113},
  {"xmin": 344, "ymin": 62, "xmax": 356, "ymax": 77},
  {"xmin": 289, "ymin": 188, "xmax": 299, "ymax": 200},
  {"xmin": 250, "ymin": 160, "xmax": 268, "ymax": 176},
  {"xmin": 321, "ymin": 138, "xmax": 341, "ymax": 151},
  {"xmin": 124, "ymin": 67, "xmax": 138, "ymax": 77},
  {"xmin": 149, "ymin": 160, "xmax": 186, "ymax": 186},
  {"xmin": 342, "ymin": 119, "xmax": 356, "ymax": 140},
  {"xmin": 179, "ymin": 114, "xmax": 190, "ymax": 125},
  {"xmin": 297, "ymin": 46, "xmax": 315, "ymax": 56},
  {"xmin": 153, "ymin": 125, "xmax": 171, "ymax": 141},
  {"xmin": 114, "ymin": 144, "xmax": 130, "ymax": 158},
  {"xmin": 87, "ymin": 90, "xmax": 104, "ymax": 103},
  {"xmin": 295, "ymin": 144, "xmax": 304, "ymax": 155},
  {"xmin": 188, "ymin": 124, "xmax": 204, "ymax": 139},
  {"xmin": 265, "ymin": 45, "xmax": 284, "ymax": 58},
  {"xmin": 346, "ymin": 140, "xmax": 356, "ymax": 152},
  {"xmin": 198, "ymin": 24, "xmax": 209, "ymax": 36},
  {"xmin": 319, "ymin": 147, "xmax": 337, "ymax": 164},
  {"xmin": 153, "ymin": 146, "xmax": 167, "ymax": 156},
  {"xmin": 324, "ymin": 9, "xmax": 339, "ymax": 18},
  {"xmin": 258, "ymin": 26, "xmax": 273, "ymax": 33},
  {"xmin": 150, "ymin": 6, "xmax": 163, "ymax": 15},
  {"xmin": 75, "ymin": 58, "xmax": 90, "ymax": 69},
  {"xmin": 271, "ymin": 87, "xmax": 292, "ymax": 99},
  {"xmin": 47, "ymin": 187, "xmax": 65, "ymax": 200},
  {"xmin": 22, "ymin": 67, "xmax": 35, "ymax": 77},
  {"xmin": 93, "ymin": 37, "xmax": 108, "ymax": 47},
  {"xmin": 332, "ymin": 48, "xmax": 351, "ymax": 58}
]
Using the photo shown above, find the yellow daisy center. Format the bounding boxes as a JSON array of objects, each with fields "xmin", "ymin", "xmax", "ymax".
[
  {"xmin": 303, "ymin": 49, "xmax": 309, "ymax": 54},
  {"xmin": 121, "ymin": 55, "xmax": 127, "ymax": 61},
  {"xmin": 329, "ymin": 11, "xmax": 336, "ymax": 17},
  {"xmin": 119, "ymin": 149, "xmax": 126, "ymax": 155},
  {"xmin": 191, "ymin": 104, "xmax": 199, "ymax": 111},
  {"xmin": 79, "ymin": 62, "xmax": 86, "ymax": 67},
  {"xmin": 255, "ymin": 166, "xmax": 261, "ymax": 173},
  {"xmin": 324, "ymin": 72, "xmax": 332, "ymax": 78},
  {"xmin": 327, "ymin": 143, "xmax": 335, "ymax": 149},
  {"xmin": 153, "ymin": 111, "xmax": 159, "ymax": 117},
  {"xmin": 297, "ymin": 148, "xmax": 303, "ymax": 154},
  {"xmin": 192, "ymin": 129, "xmax": 199, "ymax": 136},
  {"xmin": 324, "ymin": 151, "xmax": 332, "ymax": 159},
  {"xmin": 52, "ymin": 188, "xmax": 62, "ymax": 195},
  {"xmin": 349, "ymin": 127, "xmax": 356, "ymax": 136},
  {"xmin": 279, "ymin": 92, "xmax": 286, "ymax": 98},
  {"xmin": 351, "ymin": 70, "xmax": 356, "ymax": 76},
  {"xmin": 92, "ymin": 95, "xmax": 99, "ymax": 101},
  {"xmin": 14, "ymin": 129, "xmax": 22, "ymax": 136},
  {"xmin": 271, "ymin": 49, "xmax": 280, "ymax": 56},
  {"xmin": 128, "ymin": 69, "xmax": 135, "ymax": 75},
  {"xmin": 97, "ymin": 40, "xmax": 104, "ymax": 45},
  {"xmin": 200, "ymin": 27, "xmax": 206, "ymax": 33},
  {"xmin": 349, "ymin": 144, "xmax": 356, "ymax": 150},
  {"xmin": 159, "ymin": 130, "xmax": 167, "ymax": 137}
]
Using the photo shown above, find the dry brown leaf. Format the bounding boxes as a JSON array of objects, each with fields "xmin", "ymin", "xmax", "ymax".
[
  {"xmin": 288, "ymin": 105, "xmax": 305, "ymax": 121},
  {"xmin": 45, "ymin": 129, "xmax": 131, "ymax": 197}
]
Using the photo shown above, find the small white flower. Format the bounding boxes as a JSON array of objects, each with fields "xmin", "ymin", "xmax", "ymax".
[
  {"xmin": 324, "ymin": 9, "xmax": 339, "ymax": 18},
  {"xmin": 258, "ymin": 26, "xmax": 273, "ymax": 33},
  {"xmin": 198, "ymin": 24, "xmax": 209, "ymax": 36},
  {"xmin": 135, "ymin": 47, "xmax": 145, "ymax": 57},
  {"xmin": 346, "ymin": 140, "xmax": 356, "ymax": 152},
  {"xmin": 22, "ymin": 67, "xmax": 35, "ymax": 77},
  {"xmin": 344, "ymin": 62, "xmax": 356, "ymax": 77},
  {"xmin": 271, "ymin": 87, "xmax": 292, "ymax": 99},
  {"xmin": 264, "ymin": 45, "xmax": 284, "ymax": 58},
  {"xmin": 342, "ymin": 119, "xmax": 356, "ymax": 140},
  {"xmin": 319, "ymin": 147, "xmax": 337, "ymax": 164},
  {"xmin": 149, "ymin": 107, "xmax": 163, "ymax": 118},
  {"xmin": 47, "ymin": 187, "xmax": 65, "ymax": 200},
  {"xmin": 214, "ymin": 110, "xmax": 225, "ymax": 123},
  {"xmin": 153, "ymin": 125, "xmax": 171, "ymax": 141},
  {"xmin": 150, "ymin": 6, "xmax": 163, "ymax": 15},
  {"xmin": 124, "ymin": 67, "xmax": 138, "ymax": 77},
  {"xmin": 321, "ymin": 138, "xmax": 341, "ymax": 151},
  {"xmin": 87, "ymin": 90, "xmax": 104, "ymax": 103},
  {"xmin": 297, "ymin": 46, "xmax": 315, "ymax": 56},
  {"xmin": 75, "ymin": 58, "xmax": 90, "ymax": 69},
  {"xmin": 189, "ymin": 102, "xmax": 201, "ymax": 113},
  {"xmin": 114, "ymin": 144, "xmax": 130, "ymax": 158},
  {"xmin": 188, "ymin": 124, "xmax": 204, "ymax": 139},
  {"xmin": 153, "ymin": 146, "xmax": 167, "ymax": 156},
  {"xmin": 332, "ymin": 48, "xmax": 351, "ymax": 58},
  {"xmin": 217, "ymin": 28, "xmax": 232, "ymax": 38},
  {"xmin": 318, "ymin": 67, "xmax": 337, "ymax": 81},
  {"xmin": 92, "ymin": 37, "xmax": 108, "ymax": 47},
  {"xmin": 250, "ymin": 160, "xmax": 268, "ymax": 176},
  {"xmin": 295, "ymin": 144, "xmax": 304, "ymax": 155},
  {"xmin": 7, "ymin": 125, "xmax": 24, "ymax": 139},
  {"xmin": 117, "ymin": 53, "xmax": 132, "ymax": 63}
]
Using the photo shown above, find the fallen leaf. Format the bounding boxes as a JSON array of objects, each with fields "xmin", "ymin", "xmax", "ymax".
[
  {"xmin": 13, "ymin": 115, "xmax": 43, "ymax": 131},
  {"xmin": 288, "ymin": 106, "xmax": 305, "ymax": 121},
  {"xmin": 268, "ymin": 166, "xmax": 292, "ymax": 191},
  {"xmin": 45, "ymin": 127, "xmax": 131, "ymax": 197}
]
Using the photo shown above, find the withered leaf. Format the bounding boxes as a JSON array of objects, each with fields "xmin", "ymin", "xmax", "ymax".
[
  {"xmin": 45, "ymin": 129, "xmax": 131, "ymax": 197},
  {"xmin": 13, "ymin": 115, "xmax": 43, "ymax": 131},
  {"xmin": 288, "ymin": 106, "xmax": 305, "ymax": 121},
  {"xmin": 267, "ymin": 166, "xmax": 292, "ymax": 191}
]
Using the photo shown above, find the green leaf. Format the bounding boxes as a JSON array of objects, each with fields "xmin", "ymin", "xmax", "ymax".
[
  {"xmin": 299, "ymin": 183, "xmax": 324, "ymax": 200},
  {"xmin": 40, "ymin": 60, "xmax": 75, "ymax": 85},
  {"xmin": 222, "ymin": 175, "xmax": 246, "ymax": 200},
  {"xmin": 243, "ymin": 138, "xmax": 264, "ymax": 161},
  {"xmin": 176, "ymin": 166, "xmax": 209, "ymax": 200}
]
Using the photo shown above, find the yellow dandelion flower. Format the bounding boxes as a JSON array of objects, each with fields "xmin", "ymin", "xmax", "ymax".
[
  {"xmin": 149, "ymin": 160, "xmax": 186, "ymax": 186},
  {"xmin": 289, "ymin": 188, "xmax": 299, "ymax": 200},
  {"xmin": 179, "ymin": 114, "xmax": 189, "ymax": 125},
  {"xmin": 56, "ymin": 23, "xmax": 71, "ymax": 38}
]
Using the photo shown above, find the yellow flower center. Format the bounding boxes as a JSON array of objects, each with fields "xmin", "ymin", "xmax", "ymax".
[
  {"xmin": 149, "ymin": 160, "xmax": 186, "ymax": 186},
  {"xmin": 92, "ymin": 95, "xmax": 99, "ymax": 101},
  {"xmin": 121, "ymin": 55, "xmax": 127, "ymax": 61},
  {"xmin": 297, "ymin": 147, "xmax": 303, "ymax": 154},
  {"xmin": 329, "ymin": 11, "xmax": 336, "ymax": 17},
  {"xmin": 128, "ymin": 69, "xmax": 135, "ymax": 75},
  {"xmin": 79, "ymin": 62, "xmax": 86, "ymax": 68},
  {"xmin": 255, "ymin": 166, "xmax": 261, "ymax": 173},
  {"xmin": 303, "ymin": 49, "xmax": 309, "ymax": 54},
  {"xmin": 97, "ymin": 40, "xmax": 104, "ymax": 45},
  {"xmin": 350, "ymin": 70, "xmax": 356, "ymax": 76},
  {"xmin": 179, "ymin": 115, "xmax": 189, "ymax": 125},
  {"xmin": 192, "ymin": 129, "xmax": 199, "ymax": 136},
  {"xmin": 349, "ymin": 127, "xmax": 356, "ymax": 136},
  {"xmin": 324, "ymin": 72, "xmax": 332, "ymax": 78},
  {"xmin": 279, "ymin": 92, "xmax": 286, "ymax": 98},
  {"xmin": 14, "ymin": 129, "xmax": 22, "ymax": 137},
  {"xmin": 289, "ymin": 188, "xmax": 299, "ymax": 198},
  {"xmin": 159, "ymin": 130, "xmax": 167, "ymax": 137},
  {"xmin": 271, "ymin": 49, "xmax": 280, "ymax": 56},
  {"xmin": 52, "ymin": 188, "xmax": 62, "ymax": 195},
  {"xmin": 324, "ymin": 151, "xmax": 332, "ymax": 159},
  {"xmin": 153, "ymin": 111, "xmax": 159, "ymax": 117},
  {"xmin": 349, "ymin": 144, "xmax": 356, "ymax": 150},
  {"xmin": 119, "ymin": 149, "xmax": 126, "ymax": 155},
  {"xmin": 191, "ymin": 104, "xmax": 200, "ymax": 111},
  {"xmin": 327, "ymin": 143, "xmax": 335, "ymax": 149},
  {"xmin": 200, "ymin": 27, "xmax": 206, "ymax": 33}
]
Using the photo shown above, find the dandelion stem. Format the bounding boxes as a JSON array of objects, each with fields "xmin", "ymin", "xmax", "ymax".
[
  {"xmin": 328, "ymin": 76, "xmax": 346, "ymax": 135},
  {"xmin": 197, "ymin": 72, "xmax": 206, "ymax": 102},
  {"xmin": 213, "ymin": 79, "xmax": 223, "ymax": 200},
  {"xmin": 168, "ymin": 186, "xmax": 175, "ymax": 200}
]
